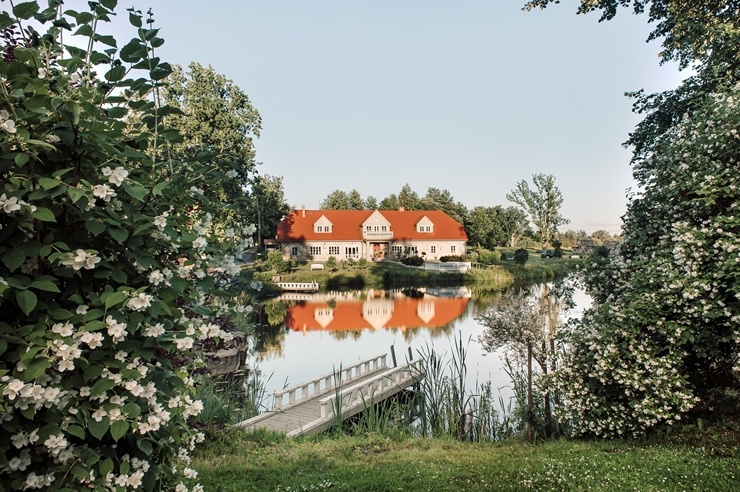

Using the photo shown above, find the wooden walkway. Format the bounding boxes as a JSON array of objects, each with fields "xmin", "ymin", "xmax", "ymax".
[{"xmin": 237, "ymin": 354, "xmax": 423, "ymax": 436}]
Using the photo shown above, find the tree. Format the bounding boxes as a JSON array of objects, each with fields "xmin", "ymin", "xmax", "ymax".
[
  {"xmin": 319, "ymin": 189, "xmax": 365, "ymax": 209},
  {"xmin": 249, "ymin": 174, "xmax": 291, "ymax": 248},
  {"xmin": 497, "ymin": 206, "xmax": 530, "ymax": 248},
  {"xmin": 527, "ymin": 0, "xmax": 740, "ymax": 436},
  {"xmin": 364, "ymin": 196, "xmax": 378, "ymax": 210},
  {"xmin": 507, "ymin": 174, "xmax": 569, "ymax": 248},
  {"xmin": 398, "ymin": 184, "xmax": 421, "ymax": 210},
  {"xmin": 476, "ymin": 290, "xmax": 547, "ymax": 440},
  {"xmin": 420, "ymin": 187, "xmax": 469, "ymax": 224},
  {"xmin": 465, "ymin": 206, "xmax": 496, "ymax": 248},
  {"xmin": 162, "ymin": 62, "xmax": 262, "ymax": 236}
]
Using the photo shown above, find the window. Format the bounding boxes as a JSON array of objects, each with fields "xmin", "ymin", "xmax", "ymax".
[
  {"xmin": 374, "ymin": 226, "xmax": 380, "ymax": 232},
  {"xmin": 426, "ymin": 226, "xmax": 431, "ymax": 232},
  {"xmin": 391, "ymin": 245, "xmax": 403, "ymax": 255},
  {"xmin": 431, "ymin": 245, "xmax": 436, "ymax": 254},
  {"xmin": 309, "ymin": 246, "xmax": 321, "ymax": 256},
  {"xmin": 366, "ymin": 226, "xmax": 372, "ymax": 231},
  {"xmin": 345, "ymin": 247, "xmax": 359, "ymax": 258},
  {"xmin": 290, "ymin": 246, "xmax": 298, "ymax": 256},
  {"xmin": 315, "ymin": 225, "xmax": 331, "ymax": 233},
  {"xmin": 409, "ymin": 246, "xmax": 418, "ymax": 255},
  {"xmin": 381, "ymin": 226, "xmax": 387, "ymax": 232},
  {"xmin": 451, "ymin": 245, "xmax": 456, "ymax": 254},
  {"xmin": 324, "ymin": 226, "xmax": 330, "ymax": 232},
  {"xmin": 329, "ymin": 246, "xmax": 339, "ymax": 256}
]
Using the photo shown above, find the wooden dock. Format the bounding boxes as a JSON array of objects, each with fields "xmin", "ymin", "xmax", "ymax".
[
  {"xmin": 276, "ymin": 281, "xmax": 320, "ymax": 292},
  {"xmin": 237, "ymin": 353, "xmax": 423, "ymax": 436}
]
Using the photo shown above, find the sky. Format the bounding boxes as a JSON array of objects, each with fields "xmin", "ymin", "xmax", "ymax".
[{"xmin": 97, "ymin": 0, "xmax": 686, "ymax": 234}]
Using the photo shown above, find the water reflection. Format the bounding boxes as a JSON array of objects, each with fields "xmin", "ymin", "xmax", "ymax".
[{"xmin": 251, "ymin": 283, "xmax": 587, "ymax": 402}]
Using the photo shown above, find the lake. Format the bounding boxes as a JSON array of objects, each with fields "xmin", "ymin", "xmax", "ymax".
[{"xmin": 250, "ymin": 281, "xmax": 589, "ymax": 409}]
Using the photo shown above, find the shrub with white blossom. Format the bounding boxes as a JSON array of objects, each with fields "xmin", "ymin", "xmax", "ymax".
[
  {"xmin": 0, "ymin": 1, "xmax": 257, "ymax": 490},
  {"xmin": 551, "ymin": 84, "xmax": 740, "ymax": 437}
]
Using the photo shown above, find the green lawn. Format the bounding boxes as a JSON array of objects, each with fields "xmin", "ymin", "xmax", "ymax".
[{"xmin": 193, "ymin": 427, "xmax": 738, "ymax": 492}]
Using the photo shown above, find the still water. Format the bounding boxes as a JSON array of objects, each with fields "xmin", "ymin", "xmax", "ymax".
[{"xmin": 250, "ymin": 283, "xmax": 589, "ymax": 406}]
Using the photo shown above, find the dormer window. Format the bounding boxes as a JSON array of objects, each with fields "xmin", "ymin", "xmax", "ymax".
[
  {"xmin": 416, "ymin": 216, "xmax": 434, "ymax": 233},
  {"xmin": 314, "ymin": 215, "xmax": 333, "ymax": 233}
]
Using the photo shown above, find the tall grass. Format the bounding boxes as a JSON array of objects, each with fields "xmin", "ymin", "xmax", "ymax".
[
  {"xmin": 194, "ymin": 367, "xmax": 272, "ymax": 427},
  {"xmin": 410, "ymin": 333, "xmax": 515, "ymax": 441}
]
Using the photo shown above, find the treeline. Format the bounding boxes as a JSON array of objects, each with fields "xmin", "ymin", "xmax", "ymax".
[{"xmin": 319, "ymin": 184, "xmax": 618, "ymax": 250}]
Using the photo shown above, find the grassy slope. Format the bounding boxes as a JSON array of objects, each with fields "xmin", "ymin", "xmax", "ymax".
[{"xmin": 193, "ymin": 427, "xmax": 739, "ymax": 492}]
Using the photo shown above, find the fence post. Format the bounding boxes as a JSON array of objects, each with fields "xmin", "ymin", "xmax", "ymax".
[{"xmin": 390, "ymin": 345, "xmax": 397, "ymax": 367}]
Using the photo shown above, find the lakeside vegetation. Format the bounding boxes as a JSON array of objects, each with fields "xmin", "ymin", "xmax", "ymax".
[
  {"xmin": 193, "ymin": 425, "xmax": 739, "ymax": 492},
  {"xmin": 250, "ymin": 247, "xmax": 579, "ymax": 293}
]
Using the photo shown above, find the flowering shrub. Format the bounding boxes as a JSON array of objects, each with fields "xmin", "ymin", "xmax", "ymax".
[
  {"xmin": 0, "ymin": 1, "xmax": 257, "ymax": 490},
  {"xmin": 551, "ymin": 84, "xmax": 740, "ymax": 436}
]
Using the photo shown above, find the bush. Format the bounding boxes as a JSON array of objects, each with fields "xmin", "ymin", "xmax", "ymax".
[
  {"xmin": 440, "ymin": 255, "xmax": 467, "ymax": 262},
  {"xmin": 476, "ymin": 249, "xmax": 501, "ymax": 266},
  {"xmin": 513, "ymin": 248, "xmax": 529, "ymax": 265},
  {"xmin": 0, "ymin": 5, "xmax": 259, "ymax": 490},
  {"xmin": 401, "ymin": 256, "xmax": 424, "ymax": 266}
]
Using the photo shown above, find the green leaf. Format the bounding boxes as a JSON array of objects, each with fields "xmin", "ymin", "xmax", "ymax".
[
  {"xmin": 122, "ymin": 402, "xmax": 141, "ymax": 419},
  {"xmin": 23, "ymin": 357, "xmax": 49, "ymax": 381},
  {"xmin": 84, "ymin": 364, "xmax": 103, "ymax": 382},
  {"xmin": 108, "ymin": 227, "xmax": 129, "ymax": 243},
  {"xmin": 67, "ymin": 425, "xmax": 86, "ymax": 440},
  {"xmin": 0, "ymin": 12, "xmax": 14, "ymax": 30},
  {"xmin": 123, "ymin": 182, "xmax": 148, "ymax": 202},
  {"xmin": 95, "ymin": 34, "xmax": 117, "ymax": 48},
  {"xmin": 152, "ymin": 180, "xmax": 170, "ymax": 196},
  {"xmin": 12, "ymin": 1, "xmax": 39, "ymax": 19},
  {"xmin": 16, "ymin": 290, "xmax": 37, "ymax": 315},
  {"xmin": 88, "ymin": 416, "xmax": 109, "ymax": 440},
  {"xmin": 100, "ymin": 458, "xmax": 114, "ymax": 478},
  {"xmin": 85, "ymin": 220, "xmax": 106, "ymax": 236},
  {"xmin": 14, "ymin": 153, "xmax": 29, "ymax": 166},
  {"xmin": 137, "ymin": 438, "xmax": 153, "ymax": 455},
  {"xmin": 107, "ymin": 106, "xmax": 128, "ymax": 118},
  {"xmin": 110, "ymin": 269, "xmax": 127, "ymax": 283},
  {"xmin": 105, "ymin": 65, "xmax": 126, "ymax": 82},
  {"xmin": 30, "ymin": 278, "xmax": 60, "ymax": 293},
  {"xmin": 51, "ymin": 308, "xmax": 74, "ymax": 320},
  {"xmin": 2, "ymin": 249, "xmax": 25, "ymax": 272},
  {"xmin": 110, "ymin": 420, "xmax": 129, "ymax": 441},
  {"xmin": 128, "ymin": 12, "xmax": 142, "ymax": 28},
  {"xmin": 31, "ymin": 207, "xmax": 56, "ymax": 222},
  {"xmin": 90, "ymin": 377, "xmax": 115, "ymax": 396},
  {"xmin": 103, "ymin": 291, "xmax": 128, "ymax": 309},
  {"xmin": 67, "ymin": 186, "xmax": 87, "ymax": 204},
  {"xmin": 38, "ymin": 177, "xmax": 61, "ymax": 190}
]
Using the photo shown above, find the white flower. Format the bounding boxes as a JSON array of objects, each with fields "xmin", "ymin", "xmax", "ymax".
[
  {"xmin": 143, "ymin": 323, "xmax": 165, "ymax": 337},
  {"xmin": 107, "ymin": 167, "xmax": 129, "ymax": 186},
  {"xmin": 148, "ymin": 270, "xmax": 165, "ymax": 285},
  {"xmin": 3, "ymin": 378, "xmax": 25, "ymax": 400},
  {"xmin": 127, "ymin": 292, "xmax": 153, "ymax": 312},
  {"xmin": 105, "ymin": 316, "xmax": 127, "ymax": 343},
  {"xmin": 37, "ymin": 67, "xmax": 46, "ymax": 79},
  {"xmin": 0, "ymin": 194, "xmax": 21, "ymax": 213},
  {"xmin": 153, "ymin": 215, "xmax": 168, "ymax": 231},
  {"xmin": 69, "ymin": 72, "xmax": 80, "ymax": 84},
  {"xmin": 92, "ymin": 184, "xmax": 116, "ymax": 202},
  {"xmin": 226, "ymin": 169, "xmax": 238, "ymax": 178},
  {"xmin": 61, "ymin": 250, "xmax": 100, "ymax": 270},
  {"xmin": 0, "ymin": 119, "xmax": 16, "ymax": 134},
  {"xmin": 44, "ymin": 434, "xmax": 68, "ymax": 456},
  {"xmin": 192, "ymin": 237, "xmax": 207, "ymax": 249},
  {"xmin": 51, "ymin": 322, "xmax": 74, "ymax": 337},
  {"xmin": 76, "ymin": 304, "xmax": 89, "ymax": 315}
]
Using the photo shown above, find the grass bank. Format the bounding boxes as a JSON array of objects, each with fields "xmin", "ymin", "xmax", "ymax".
[
  {"xmin": 193, "ymin": 426, "xmax": 738, "ymax": 492},
  {"xmin": 251, "ymin": 248, "xmax": 578, "ymax": 290}
]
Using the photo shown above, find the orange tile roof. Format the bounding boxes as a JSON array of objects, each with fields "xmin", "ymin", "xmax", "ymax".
[
  {"xmin": 285, "ymin": 296, "xmax": 470, "ymax": 332},
  {"xmin": 276, "ymin": 209, "xmax": 468, "ymax": 241}
]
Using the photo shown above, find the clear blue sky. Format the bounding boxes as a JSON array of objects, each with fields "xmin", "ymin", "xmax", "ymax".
[{"xmin": 105, "ymin": 1, "xmax": 686, "ymax": 234}]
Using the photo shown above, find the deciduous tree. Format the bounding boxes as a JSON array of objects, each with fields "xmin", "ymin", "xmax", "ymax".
[{"xmin": 507, "ymin": 174, "xmax": 569, "ymax": 248}]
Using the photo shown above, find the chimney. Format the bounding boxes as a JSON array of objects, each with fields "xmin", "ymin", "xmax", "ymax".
[
  {"xmin": 399, "ymin": 206, "xmax": 405, "ymax": 212},
  {"xmin": 301, "ymin": 205, "xmax": 306, "ymax": 218}
]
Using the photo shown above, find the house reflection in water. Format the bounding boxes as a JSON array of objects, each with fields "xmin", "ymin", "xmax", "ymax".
[{"xmin": 280, "ymin": 287, "xmax": 471, "ymax": 334}]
